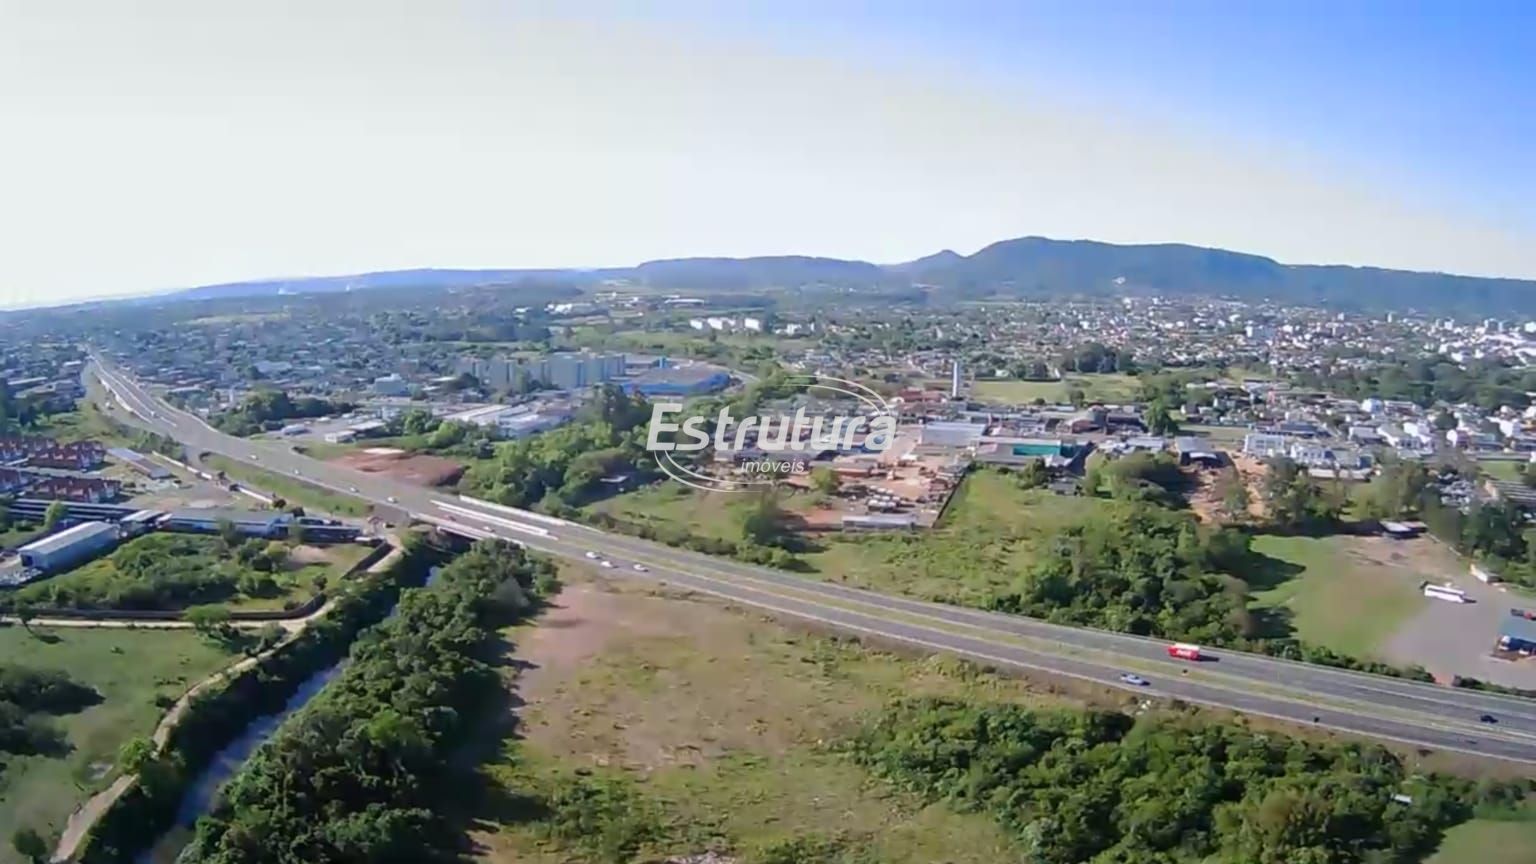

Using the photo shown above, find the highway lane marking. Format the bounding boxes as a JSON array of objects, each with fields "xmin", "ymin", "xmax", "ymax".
[
  {"xmin": 630, "ymin": 571, "xmax": 1536, "ymax": 764},
  {"xmin": 90, "ymin": 363, "xmax": 1536, "ymax": 744}
]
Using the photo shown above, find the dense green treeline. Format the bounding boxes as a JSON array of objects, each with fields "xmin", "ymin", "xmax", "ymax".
[
  {"xmin": 179, "ymin": 540, "xmax": 554, "ymax": 864},
  {"xmin": 849, "ymin": 698, "xmax": 1526, "ymax": 864},
  {"xmin": 74, "ymin": 535, "xmax": 446, "ymax": 864}
]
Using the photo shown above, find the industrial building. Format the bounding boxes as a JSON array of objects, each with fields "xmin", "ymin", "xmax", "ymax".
[
  {"xmin": 917, "ymin": 420, "xmax": 987, "ymax": 449},
  {"xmin": 160, "ymin": 508, "xmax": 292, "ymax": 539},
  {"xmin": 18, "ymin": 521, "xmax": 121, "ymax": 573},
  {"xmin": 107, "ymin": 447, "xmax": 172, "ymax": 479},
  {"xmin": 454, "ymin": 351, "xmax": 627, "ymax": 392}
]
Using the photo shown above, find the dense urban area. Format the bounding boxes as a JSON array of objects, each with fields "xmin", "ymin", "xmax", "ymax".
[{"xmin": 4, "ymin": 257, "xmax": 1536, "ymax": 864}]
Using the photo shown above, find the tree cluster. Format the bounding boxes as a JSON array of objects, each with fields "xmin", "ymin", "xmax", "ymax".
[
  {"xmin": 850, "ymin": 698, "xmax": 1521, "ymax": 864},
  {"xmin": 4, "ymin": 534, "xmax": 295, "ymax": 612},
  {"xmin": 213, "ymin": 390, "xmax": 355, "ymax": 437},
  {"xmin": 1262, "ymin": 457, "xmax": 1345, "ymax": 533},
  {"xmin": 993, "ymin": 502, "xmax": 1253, "ymax": 644},
  {"xmin": 464, "ymin": 385, "xmax": 657, "ymax": 509},
  {"xmin": 181, "ymin": 540, "xmax": 554, "ymax": 864}
]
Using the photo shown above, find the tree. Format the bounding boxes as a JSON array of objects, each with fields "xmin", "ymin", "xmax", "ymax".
[
  {"xmin": 1145, "ymin": 399, "xmax": 1179, "ymax": 436},
  {"xmin": 13, "ymin": 601, "xmax": 37, "ymax": 636},
  {"xmin": 118, "ymin": 736, "xmax": 155, "ymax": 774},
  {"xmin": 1217, "ymin": 468, "xmax": 1251, "ymax": 523},
  {"xmin": 216, "ymin": 518, "xmax": 242, "ymax": 550},
  {"xmin": 1433, "ymin": 411, "xmax": 1458, "ymax": 432},
  {"xmin": 739, "ymin": 493, "xmax": 790, "ymax": 548},
  {"xmin": 810, "ymin": 467, "xmax": 841, "ymax": 495},
  {"xmin": 41, "ymin": 501, "xmax": 67, "ymax": 532},
  {"xmin": 11, "ymin": 827, "xmax": 46, "ymax": 864},
  {"xmin": 287, "ymin": 521, "xmax": 306, "ymax": 547},
  {"xmin": 1067, "ymin": 387, "xmax": 1087, "ymax": 408},
  {"xmin": 186, "ymin": 604, "xmax": 232, "ymax": 637},
  {"xmin": 1016, "ymin": 459, "xmax": 1050, "ymax": 489}
]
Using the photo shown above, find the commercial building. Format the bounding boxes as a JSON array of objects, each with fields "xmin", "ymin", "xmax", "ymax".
[
  {"xmin": 918, "ymin": 420, "xmax": 987, "ymax": 449},
  {"xmin": 18, "ymin": 521, "xmax": 121, "ymax": 573},
  {"xmin": 624, "ymin": 366, "xmax": 731, "ymax": 397}
]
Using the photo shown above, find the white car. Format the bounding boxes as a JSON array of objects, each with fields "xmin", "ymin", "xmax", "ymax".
[
  {"xmin": 1119, "ymin": 673, "xmax": 1149, "ymax": 687},
  {"xmin": 632, "ymin": 563, "xmax": 648, "ymax": 572},
  {"xmin": 386, "ymin": 495, "xmax": 398, "ymax": 504},
  {"xmin": 292, "ymin": 469, "xmax": 301, "ymax": 475},
  {"xmin": 585, "ymin": 551, "xmax": 600, "ymax": 560},
  {"xmin": 599, "ymin": 560, "xmax": 615, "ymax": 569},
  {"xmin": 348, "ymin": 485, "xmax": 358, "ymax": 493}
]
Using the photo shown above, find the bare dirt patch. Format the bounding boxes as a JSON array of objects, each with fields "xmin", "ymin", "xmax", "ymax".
[{"xmin": 334, "ymin": 449, "xmax": 465, "ymax": 487}]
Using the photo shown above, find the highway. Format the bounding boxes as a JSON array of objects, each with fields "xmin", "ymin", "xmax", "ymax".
[{"xmin": 89, "ymin": 358, "xmax": 1536, "ymax": 763}]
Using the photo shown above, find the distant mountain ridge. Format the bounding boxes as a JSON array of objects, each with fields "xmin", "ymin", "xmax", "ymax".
[{"xmin": 160, "ymin": 236, "xmax": 1536, "ymax": 314}]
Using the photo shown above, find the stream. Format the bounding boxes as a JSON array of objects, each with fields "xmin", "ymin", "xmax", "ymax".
[{"xmin": 136, "ymin": 566, "xmax": 440, "ymax": 864}]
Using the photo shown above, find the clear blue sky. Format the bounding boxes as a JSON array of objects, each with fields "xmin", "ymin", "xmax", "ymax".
[
  {"xmin": 702, "ymin": 0, "xmax": 1535, "ymax": 229},
  {"xmin": 1, "ymin": 1, "xmax": 1533, "ymax": 308}
]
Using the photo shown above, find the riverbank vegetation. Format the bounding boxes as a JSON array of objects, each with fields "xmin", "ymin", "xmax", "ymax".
[
  {"xmin": 72, "ymin": 534, "xmax": 446, "ymax": 864},
  {"xmin": 179, "ymin": 539, "xmax": 554, "ymax": 864}
]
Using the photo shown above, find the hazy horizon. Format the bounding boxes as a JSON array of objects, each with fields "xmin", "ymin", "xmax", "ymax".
[{"xmin": 3, "ymin": 1, "xmax": 1533, "ymax": 310}]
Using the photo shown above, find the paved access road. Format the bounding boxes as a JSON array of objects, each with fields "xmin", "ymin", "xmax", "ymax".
[{"xmin": 89, "ymin": 359, "xmax": 1536, "ymax": 763}]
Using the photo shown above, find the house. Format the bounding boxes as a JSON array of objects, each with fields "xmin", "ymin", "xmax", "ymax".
[
  {"xmin": 1175, "ymin": 436, "xmax": 1223, "ymax": 468},
  {"xmin": 1243, "ymin": 433, "xmax": 1287, "ymax": 459}
]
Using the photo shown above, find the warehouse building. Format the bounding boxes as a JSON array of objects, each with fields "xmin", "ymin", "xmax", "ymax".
[
  {"xmin": 160, "ymin": 508, "xmax": 291, "ymax": 539},
  {"xmin": 18, "ymin": 521, "xmax": 121, "ymax": 573}
]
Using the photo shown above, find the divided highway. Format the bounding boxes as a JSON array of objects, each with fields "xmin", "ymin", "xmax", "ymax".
[{"xmin": 89, "ymin": 359, "xmax": 1536, "ymax": 763}]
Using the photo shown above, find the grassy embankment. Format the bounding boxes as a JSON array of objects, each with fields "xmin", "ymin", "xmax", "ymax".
[
  {"xmin": 200, "ymin": 453, "xmax": 372, "ymax": 518},
  {"xmin": 0, "ymin": 627, "xmax": 232, "ymax": 845}
]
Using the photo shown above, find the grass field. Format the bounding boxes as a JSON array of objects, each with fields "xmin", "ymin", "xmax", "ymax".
[
  {"xmin": 1480, "ymin": 459, "xmax": 1526, "ymax": 482},
  {"xmin": 587, "ymin": 472, "xmax": 1109, "ymax": 606},
  {"xmin": 0, "ymin": 521, "xmax": 45, "ymax": 551},
  {"xmin": 0, "ymin": 627, "xmax": 233, "ymax": 846},
  {"xmin": 803, "ymin": 470, "xmax": 1109, "ymax": 604},
  {"xmin": 30, "ymin": 400, "xmax": 139, "ymax": 448},
  {"xmin": 1427, "ymin": 805, "xmax": 1536, "ymax": 864},
  {"xmin": 9, "ymin": 534, "xmax": 367, "ymax": 612},
  {"xmin": 972, "ymin": 372, "xmax": 1140, "ymax": 405},
  {"xmin": 201, "ymin": 453, "xmax": 372, "ymax": 518},
  {"xmin": 471, "ymin": 572, "xmax": 1086, "ymax": 863},
  {"xmin": 1248, "ymin": 534, "xmax": 1427, "ymax": 658}
]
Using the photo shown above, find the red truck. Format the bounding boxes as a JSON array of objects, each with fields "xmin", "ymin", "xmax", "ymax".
[{"xmin": 1167, "ymin": 643, "xmax": 1202, "ymax": 661}]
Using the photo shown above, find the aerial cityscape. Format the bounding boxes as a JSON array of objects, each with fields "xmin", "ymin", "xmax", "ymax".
[{"xmin": 3, "ymin": 3, "xmax": 1536, "ymax": 864}]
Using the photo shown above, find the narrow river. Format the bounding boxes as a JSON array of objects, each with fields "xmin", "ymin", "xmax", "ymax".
[{"xmin": 136, "ymin": 567, "xmax": 440, "ymax": 864}]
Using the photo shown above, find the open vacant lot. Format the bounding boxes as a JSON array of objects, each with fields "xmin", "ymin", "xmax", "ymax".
[
  {"xmin": 473, "ymin": 569, "xmax": 1086, "ymax": 863},
  {"xmin": 972, "ymin": 372, "xmax": 1139, "ymax": 405},
  {"xmin": 334, "ymin": 447, "xmax": 465, "ymax": 487},
  {"xmin": 804, "ymin": 469, "xmax": 1107, "ymax": 603},
  {"xmin": 1249, "ymin": 534, "xmax": 1430, "ymax": 659},
  {"xmin": 0, "ymin": 626, "xmax": 232, "ymax": 846}
]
